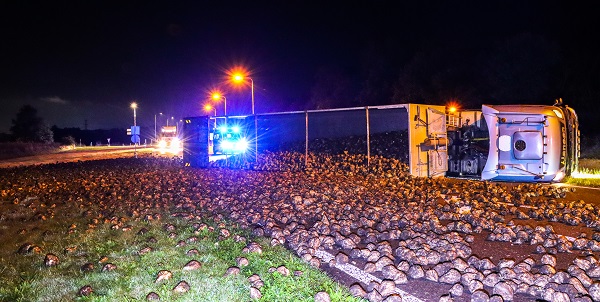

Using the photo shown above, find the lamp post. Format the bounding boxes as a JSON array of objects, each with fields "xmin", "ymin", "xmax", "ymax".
[
  {"xmin": 232, "ymin": 73, "xmax": 257, "ymax": 157},
  {"xmin": 131, "ymin": 102, "xmax": 137, "ymax": 127},
  {"xmin": 154, "ymin": 112, "xmax": 163, "ymax": 144},
  {"xmin": 204, "ymin": 104, "xmax": 217, "ymax": 116},
  {"xmin": 232, "ymin": 74, "xmax": 254, "ymax": 115},
  {"xmin": 211, "ymin": 93, "xmax": 227, "ymax": 116},
  {"xmin": 130, "ymin": 102, "xmax": 138, "ymax": 158},
  {"xmin": 250, "ymin": 78, "xmax": 254, "ymax": 115},
  {"xmin": 204, "ymin": 104, "xmax": 217, "ymax": 128}
]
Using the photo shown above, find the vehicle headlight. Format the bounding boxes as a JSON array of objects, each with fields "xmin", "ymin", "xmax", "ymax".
[
  {"xmin": 170, "ymin": 138, "xmax": 180, "ymax": 148},
  {"xmin": 158, "ymin": 140, "xmax": 167, "ymax": 148}
]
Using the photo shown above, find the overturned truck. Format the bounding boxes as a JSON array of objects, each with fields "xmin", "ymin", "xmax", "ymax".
[{"xmin": 182, "ymin": 101, "xmax": 579, "ymax": 183}]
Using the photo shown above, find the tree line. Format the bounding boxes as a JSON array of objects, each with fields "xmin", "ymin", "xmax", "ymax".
[
  {"xmin": 305, "ymin": 32, "xmax": 598, "ymax": 137},
  {"xmin": 2, "ymin": 105, "xmax": 129, "ymax": 145}
]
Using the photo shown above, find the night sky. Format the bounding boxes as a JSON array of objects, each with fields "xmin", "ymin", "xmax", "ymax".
[{"xmin": 1, "ymin": 1, "xmax": 599, "ymax": 135}]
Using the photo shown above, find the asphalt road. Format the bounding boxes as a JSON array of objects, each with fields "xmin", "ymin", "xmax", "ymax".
[{"xmin": 0, "ymin": 146, "xmax": 154, "ymax": 168}]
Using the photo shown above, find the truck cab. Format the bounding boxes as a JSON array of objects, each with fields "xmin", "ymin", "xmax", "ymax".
[
  {"xmin": 446, "ymin": 102, "xmax": 579, "ymax": 182},
  {"xmin": 157, "ymin": 125, "xmax": 182, "ymax": 155}
]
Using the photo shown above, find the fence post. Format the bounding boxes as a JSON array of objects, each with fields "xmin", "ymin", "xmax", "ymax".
[
  {"xmin": 366, "ymin": 106, "xmax": 370, "ymax": 166},
  {"xmin": 254, "ymin": 115, "xmax": 258, "ymax": 161},
  {"xmin": 305, "ymin": 111, "xmax": 309, "ymax": 168}
]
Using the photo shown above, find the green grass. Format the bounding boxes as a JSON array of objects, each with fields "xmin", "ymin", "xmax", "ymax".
[
  {"xmin": 565, "ymin": 158, "xmax": 600, "ymax": 187},
  {"xmin": 0, "ymin": 214, "xmax": 362, "ymax": 302}
]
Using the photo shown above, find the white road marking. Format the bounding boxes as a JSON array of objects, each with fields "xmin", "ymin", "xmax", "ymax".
[
  {"xmin": 552, "ymin": 183, "xmax": 600, "ymax": 191},
  {"xmin": 314, "ymin": 250, "xmax": 424, "ymax": 302}
]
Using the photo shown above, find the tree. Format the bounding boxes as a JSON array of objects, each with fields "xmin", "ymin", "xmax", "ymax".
[
  {"xmin": 353, "ymin": 46, "xmax": 393, "ymax": 106},
  {"xmin": 10, "ymin": 105, "xmax": 54, "ymax": 143},
  {"xmin": 391, "ymin": 48, "xmax": 481, "ymax": 106},
  {"xmin": 60, "ymin": 135, "xmax": 76, "ymax": 146},
  {"xmin": 308, "ymin": 66, "xmax": 354, "ymax": 110},
  {"xmin": 482, "ymin": 32, "xmax": 560, "ymax": 103}
]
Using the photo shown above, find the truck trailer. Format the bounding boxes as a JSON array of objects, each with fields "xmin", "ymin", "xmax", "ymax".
[{"xmin": 182, "ymin": 101, "xmax": 579, "ymax": 182}]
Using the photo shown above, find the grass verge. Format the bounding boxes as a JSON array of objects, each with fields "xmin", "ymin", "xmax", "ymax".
[
  {"xmin": 565, "ymin": 158, "xmax": 600, "ymax": 187},
  {"xmin": 0, "ymin": 214, "xmax": 362, "ymax": 302}
]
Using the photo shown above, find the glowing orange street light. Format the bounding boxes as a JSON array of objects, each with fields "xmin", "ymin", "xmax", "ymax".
[
  {"xmin": 204, "ymin": 104, "xmax": 217, "ymax": 128},
  {"xmin": 231, "ymin": 73, "xmax": 254, "ymax": 115},
  {"xmin": 130, "ymin": 102, "xmax": 138, "ymax": 158},
  {"xmin": 211, "ymin": 92, "xmax": 227, "ymax": 116},
  {"xmin": 231, "ymin": 70, "xmax": 257, "ymax": 157},
  {"xmin": 204, "ymin": 104, "xmax": 216, "ymax": 116}
]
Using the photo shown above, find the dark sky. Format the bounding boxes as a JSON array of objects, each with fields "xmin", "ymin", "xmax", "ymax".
[{"xmin": 1, "ymin": 1, "xmax": 598, "ymax": 134}]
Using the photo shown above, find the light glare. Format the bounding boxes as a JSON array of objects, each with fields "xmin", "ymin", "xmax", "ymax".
[{"xmin": 571, "ymin": 171, "xmax": 600, "ymax": 179}]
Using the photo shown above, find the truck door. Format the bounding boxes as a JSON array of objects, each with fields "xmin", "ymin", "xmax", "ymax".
[{"xmin": 408, "ymin": 104, "xmax": 448, "ymax": 178}]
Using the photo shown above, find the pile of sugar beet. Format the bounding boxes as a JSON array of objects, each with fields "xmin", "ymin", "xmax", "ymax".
[{"xmin": 2, "ymin": 131, "xmax": 599, "ymax": 302}]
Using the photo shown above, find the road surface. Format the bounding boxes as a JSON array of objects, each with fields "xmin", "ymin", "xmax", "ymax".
[{"xmin": 0, "ymin": 146, "xmax": 154, "ymax": 168}]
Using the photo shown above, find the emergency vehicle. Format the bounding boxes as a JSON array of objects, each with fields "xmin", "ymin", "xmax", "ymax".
[{"xmin": 211, "ymin": 125, "xmax": 249, "ymax": 155}]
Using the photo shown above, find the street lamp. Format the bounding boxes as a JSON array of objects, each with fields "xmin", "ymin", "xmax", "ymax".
[
  {"xmin": 232, "ymin": 74, "xmax": 254, "ymax": 115},
  {"xmin": 211, "ymin": 93, "xmax": 227, "ymax": 116},
  {"xmin": 154, "ymin": 112, "xmax": 163, "ymax": 143},
  {"xmin": 231, "ymin": 72, "xmax": 257, "ymax": 157},
  {"xmin": 130, "ymin": 102, "xmax": 138, "ymax": 158},
  {"xmin": 204, "ymin": 104, "xmax": 217, "ymax": 116},
  {"xmin": 167, "ymin": 116, "xmax": 174, "ymax": 126},
  {"xmin": 204, "ymin": 104, "xmax": 217, "ymax": 128},
  {"xmin": 131, "ymin": 102, "xmax": 138, "ymax": 127}
]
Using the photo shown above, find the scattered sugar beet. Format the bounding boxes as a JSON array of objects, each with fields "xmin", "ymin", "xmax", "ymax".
[{"xmin": 0, "ymin": 142, "xmax": 597, "ymax": 301}]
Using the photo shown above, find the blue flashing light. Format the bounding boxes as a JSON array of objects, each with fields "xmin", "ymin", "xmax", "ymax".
[
  {"xmin": 221, "ymin": 140, "xmax": 233, "ymax": 150},
  {"xmin": 219, "ymin": 137, "xmax": 248, "ymax": 153},
  {"xmin": 219, "ymin": 126, "xmax": 228, "ymax": 133},
  {"xmin": 236, "ymin": 138, "xmax": 248, "ymax": 152},
  {"xmin": 232, "ymin": 126, "xmax": 240, "ymax": 133}
]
